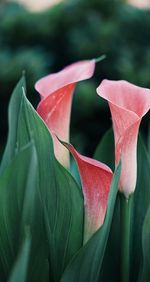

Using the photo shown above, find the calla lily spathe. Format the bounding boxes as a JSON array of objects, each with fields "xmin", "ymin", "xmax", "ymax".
[
  {"xmin": 97, "ymin": 80, "xmax": 150, "ymax": 197},
  {"xmin": 35, "ymin": 60, "xmax": 95, "ymax": 168},
  {"xmin": 62, "ymin": 141, "xmax": 113, "ymax": 243}
]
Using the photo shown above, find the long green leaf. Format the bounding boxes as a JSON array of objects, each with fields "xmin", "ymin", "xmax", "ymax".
[
  {"xmin": 21, "ymin": 92, "xmax": 84, "ymax": 281},
  {"xmin": 0, "ymin": 77, "xmax": 26, "ymax": 174},
  {"xmin": 98, "ymin": 194, "xmax": 121, "ymax": 282},
  {"xmin": 8, "ymin": 231, "xmax": 31, "ymax": 282},
  {"xmin": 61, "ymin": 162, "xmax": 121, "ymax": 282},
  {"xmin": 148, "ymin": 124, "xmax": 150, "ymax": 158},
  {"xmin": 0, "ymin": 144, "xmax": 40, "ymax": 280},
  {"xmin": 140, "ymin": 205, "xmax": 150, "ymax": 282},
  {"xmin": 130, "ymin": 136, "xmax": 150, "ymax": 282},
  {"xmin": 93, "ymin": 128, "xmax": 120, "ymax": 282}
]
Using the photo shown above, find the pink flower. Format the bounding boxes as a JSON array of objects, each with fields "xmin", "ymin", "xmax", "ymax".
[
  {"xmin": 35, "ymin": 60, "xmax": 95, "ymax": 168},
  {"xmin": 61, "ymin": 141, "xmax": 113, "ymax": 243},
  {"xmin": 97, "ymin": 80, "xmax": 150, "ymax": 197}
]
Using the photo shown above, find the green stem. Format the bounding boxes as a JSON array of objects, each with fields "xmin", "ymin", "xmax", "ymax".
[{"xmin": 120, "ymin": 194, "xmax": 132, "ymax": 282}]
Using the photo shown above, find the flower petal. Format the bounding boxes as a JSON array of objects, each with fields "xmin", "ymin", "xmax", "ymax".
[
  {"xmin": 97, "ymin": 79, "xmax": 150, "ymax": 197},
  {"xmin": 97, "ymin": 80, "xmax": 150, "ymax": 118},
  {"xmin": 35, "ymin": 60, "xmax": 95, "ymax": 98},
  {"xmin": 61, "ymin": 141, "xmax": 113, "ymax": 243},
  {"xmin": 35, "ymin": 60, "xmax": 95, "ymax": 168}
]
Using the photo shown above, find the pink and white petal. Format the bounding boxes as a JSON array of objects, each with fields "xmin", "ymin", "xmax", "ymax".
[
  {"xmin": 37, "ymin": 84, "xmax": 75, "ymax": 168},
  {"xmin": 35, "ymin": 59, "xmax": 96, "ymax": 98},
  {"xmin": 116, "ymin": 121, "xmax": 140, "ymax": 197},
  {"xmin": 97, "ymin": 79, "xmax": 150, "ymax": 197},
  {"xmin": 97, "ymin": 79, "xmax": 150, "ymax": 117},
  {"xmin": 61, "ymin": 141, "xmax": 113, "ymax": 243},
  {"xmin": 35, "ymin": 60, "xmax": 96, "ymax": 168}
]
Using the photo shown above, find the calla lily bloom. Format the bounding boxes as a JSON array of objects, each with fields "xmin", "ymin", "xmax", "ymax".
[
  {"xmin": 61, "ymin": 140, "xmax": 113, "ymax": 243},
  {"xmin": 97, "ymin": 80, "xmax": 150, "ymax": 198},
  {"xmin": 35, "ymin": 60, "xmax": 95, "ymax": 168}
]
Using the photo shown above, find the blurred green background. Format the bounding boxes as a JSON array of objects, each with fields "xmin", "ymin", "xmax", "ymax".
[{"xmin": 0, "ymin": 0, "xmax": 150, "ymax": 158}]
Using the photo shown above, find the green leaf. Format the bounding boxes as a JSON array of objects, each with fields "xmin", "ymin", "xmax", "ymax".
[
  {"xmin": 20, "ymin": 93, "xmax": 83, "ymax": 281},
  {"xmin": 140, "ymin": 205, "xmax": 150, "ymax": 282},
  {"xmin": 130, "ymin": 136, "xmax": 150, "ymax": 282},
  {"xmin": 92, "ymin": 128, "xmax": 119, "ymax": 281},
  {"xmin": 61, "ymin": 162, "xmax": 121, "ymax": 282},
  {"xmin": 8, "ymin": 231, "xmax": 31, "ymax": 282},
  {"xmin": 70, "ymin": 157, "xmax": 81, "ymax": 186},
  {"xmin": 148, "ymin": 124, "xmax": 150, "ymax": 157},
  {"xmin": 3, "ymin": 77, "xmax": 84, "ymax": 281},
  {"xmin": 94, "ymin": 128, "xmax": 115, "ymax": 171},
  {"xmin": 98, "ymin": 194, "xmax": 121, "ymax": 282},
  {"xmin": 93, "ymin": 128, "xmax": 121, "ymax": 282},
  {"xmin": 0, "ymin": 77, "xmax": 26, "ymax": 174},
  {"xmin": 0, "ymin": 144, "xmax": 40, "ymax": 280}
]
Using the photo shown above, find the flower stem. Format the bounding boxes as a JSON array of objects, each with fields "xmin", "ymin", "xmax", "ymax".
[{"xmin": 120, "ymin": 193, "xmax": 132, "ymax": 282}]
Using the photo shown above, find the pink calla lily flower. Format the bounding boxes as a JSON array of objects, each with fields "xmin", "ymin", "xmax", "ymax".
[
  {"xmin": 35, "ymin": 60, "xmax": 95, "ymax": 168},
  {"xmin": 97, "ymin": 80, "xmax": 150, "ymax": 198},
  {"xmin": 61, "ymin": 141, "xmax": 113, "ymax": 243}
]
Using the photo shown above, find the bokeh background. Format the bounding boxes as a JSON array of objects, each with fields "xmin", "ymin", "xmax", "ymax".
[{"xmin": 0, "ymin": 0, "xmax": 150, "ymax": 158}]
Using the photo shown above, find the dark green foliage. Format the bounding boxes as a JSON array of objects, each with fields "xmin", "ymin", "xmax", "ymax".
[
  {"xmin": 8, "ymin": 232, "xmax": 31, "ymax": 282},
  {"xmin": 141, "ymin": 205, "xmax": 150, "ymax": 282},
  {"xmin": 93, "ymin": 129, "xmax": 121, "ymax": 282},
  {"xmin": 148, "ymin": 125, "xmax": 150, "ymax": 156},
  {"xmin": 130, "ymin": 137, "xmax": 150, "ymax": 282},
  {"xmin": 0, "ymin": 145, "xmax": 37, "ymax": 281}
]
